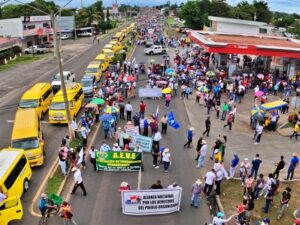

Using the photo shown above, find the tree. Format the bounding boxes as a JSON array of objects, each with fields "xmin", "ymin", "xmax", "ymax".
[
  {"xmin": 93, "ymin": 0, "xmax": 105, "ymax": 21},
  {"xmin": 253, "ymin": 0, "xmax": 272, "ymax": 23},
  {"xmin": 75, "ymin": 6, "xmax": 98, "ymax": 27},
  {"xmin": 106, "ymin": 8, "xmax": 110, "ymax": 21},
  {"xmin": 178, "ymin": 1, "xmax": 203, "ymax": 29},
  {"xmin": 229, "ymin": 1, "xmax": 255, "ymax": 21},
  {"xmin": 209, "ymin": 0, "xmax": 231, "ymax": 18}
]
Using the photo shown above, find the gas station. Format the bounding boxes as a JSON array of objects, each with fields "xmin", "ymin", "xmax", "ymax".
[{"xmin": 188, "ymin": 31, "xmax": 300, "ymax": 78}]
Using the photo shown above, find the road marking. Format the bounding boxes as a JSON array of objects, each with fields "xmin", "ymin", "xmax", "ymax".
[
  {"xmin": 7, "ymin": 120, "xmax": 50, "ymax": 124},
  {"xmin": 137, "ymin": 168, "xmax": 142, "ymax": 190},
  {"xmin": 127, "ymin": 44, "xmax": 137, "ymax": 61},
  {"xmin": 65, "ymin": 120, "xmax": 102, "ymax": 202}
]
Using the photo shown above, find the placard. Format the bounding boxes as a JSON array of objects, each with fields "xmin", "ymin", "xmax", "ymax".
[
  {"xmin": 138, "ymin": 88, "xmax": 162, "ymax": 98},
  {"xmin": 95, "ymin": 151, "xmax": 142, "ymax": 171},
  {"xmin": 119, "ymin": 132, "xmax": 153, "ymax": 152},
  {"xmin": 121, "ymin": 189, "xmax": 182, "ymax": 215}
]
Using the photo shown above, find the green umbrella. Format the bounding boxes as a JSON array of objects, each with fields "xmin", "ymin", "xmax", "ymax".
[{"xmin": 91, "ymin": 98, "xmax": 105, "ymax": 105}]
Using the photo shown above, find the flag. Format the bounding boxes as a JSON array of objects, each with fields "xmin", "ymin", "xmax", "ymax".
[
  {"xmin": 155, "ymin": 105, "xmax": 159, "ymax": 123},
  {"xmin": 167, "ymin": 111, "xmax": 180, "ymax": 129}
]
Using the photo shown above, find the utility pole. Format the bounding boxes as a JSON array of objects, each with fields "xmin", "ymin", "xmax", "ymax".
[{"xmin": 51, "ymin": 11, "xmax": 74, "ymax": 139}]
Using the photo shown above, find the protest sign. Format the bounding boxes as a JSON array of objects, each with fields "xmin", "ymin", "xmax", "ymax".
[
  {"xmin": 121, "ymin": 189, "xmax": 182, "ymax": 215},
  {"xmin": 119, "ymin": 132, "xmax": 152, "ymax": 152},
  {"xmin": 124, "ymin": 125, "xmax": 139, "ymax": 135},
  {"xmin": 95, "ymin": 151, "xmax": 142, "ymax": 171},
  {"xmin": 138, "ymin": 88, "xmax": 162, "ymax": 98}
]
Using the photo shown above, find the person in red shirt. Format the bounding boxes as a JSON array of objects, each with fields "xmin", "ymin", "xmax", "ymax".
[{"xmin": 139, "ymin": 101, "xmax": 146, "ymax": 119}]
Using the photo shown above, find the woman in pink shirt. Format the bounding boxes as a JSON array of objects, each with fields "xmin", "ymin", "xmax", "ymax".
[
  {"xmin": 244, "ymin": 175, "xmax": 254, "ymax": 195},
  {"xmin": 165, "ymin": 94, "xmax": 171, "ymax": 108}
]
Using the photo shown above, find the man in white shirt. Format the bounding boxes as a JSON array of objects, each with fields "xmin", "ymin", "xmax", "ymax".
[
  {"xmin": 125, "ymin": 101, "xmax": 133, "ymax": 121},
  {"xmin": 152, "ymin": 130, "xmax": 162, "ymax": 150},
  {"xmin": 89, "ymin": 146, "xmax": 97, "ymax": 171},
  {"xmin": 255, "ymin": 123, "xmax": 264, "ymax": 144},
  {"xmin": 196, "ymin": 140, "xmax": 208, "ymax": 168},
  {"xmin": 203, "ymin": 169, "xmax": 216, "ymax": 197},
  {"xmin": 71, "ymin": 167, "xmax": 87, "ymax": 196}
]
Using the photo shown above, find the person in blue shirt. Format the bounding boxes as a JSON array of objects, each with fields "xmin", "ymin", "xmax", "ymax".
[
  {"xmin": 251, "ymin": 154, "xmax": 262, "ymax": 180},
  {"xmin": 184, "ymin": 127, "xmax": 194, "ymax": 149},
  {"xmin": 143, "ymin": 118, "xmax": 149, "ymax": 137},
  {"xmin": 229, "ymin": 154, "xmax": 239, "ymax": 178},
  {"xmin": 38, "ymin": 193, "xmax": 57, "ymax": 217},
  {"xmin": 285, "ymin": 153, "xmax": 299, "ymax": 180}
]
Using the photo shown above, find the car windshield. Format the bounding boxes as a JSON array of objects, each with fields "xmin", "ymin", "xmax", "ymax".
[
  {"xmin": 86, "ymin": 68, "xmax": 98, "ymax": 73},
  {"xmin": 19, "ymin": 99, "xmax": 39, "ymax": 108},
  {"xmin": 50, "ymin": 101, "xmax": 72, "ymax": 110},
  {"xmin": 12, "ymin": 137, "xmax": 39, "ymax": 150},
  {"xmin": 53, "ymin": 74, "xmax": 67, "ymax": 81},
  {"xmin": 81, "ymin": 80, "xmax": 92, "ymax": 87}
]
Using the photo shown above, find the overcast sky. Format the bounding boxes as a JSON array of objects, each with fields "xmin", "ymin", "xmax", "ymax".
[{"xmin": 3, "ymin": 0, "xmax": 300, "ymax": 14}]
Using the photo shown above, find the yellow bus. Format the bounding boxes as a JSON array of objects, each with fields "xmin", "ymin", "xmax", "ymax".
[
  {"xmin": 95, "ymin": 54, "xmax": 110, "ymax": 71},
  {"xmin": 11, "ymin": 108, "xmax": 44, "ymax": 167},
  {"xmin": 103, "ymin": 44, "xmax": 122, "ymax": 53},
  {"xmin": 101, "ymin": 49, "xmax": 114, "ymax": 62},
  {"xmin": 49, "ymin": 82, "xmax": 84, "ymax": 124},
  {"xmin": 85, "ymin": 61, "xmax": 102, "ymax": 81},
  {"xmin": 112, "ymin": 32, "xmax": 123, "ymax": 41},
  {"xmin": 18, "ymin": 83, "xmax": 53, "ymax": 119},
  {"xmin": 0, "ymin": 149, "xmax": 31, "ymax": 225}
]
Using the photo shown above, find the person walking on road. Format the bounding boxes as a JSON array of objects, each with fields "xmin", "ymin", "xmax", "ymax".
[
  {"xmin": 161, "ymin": 115, "xmax": 168, "ymax": 134},
  {"xmin": 251, "ymin": 154, "xmax": 262, "ymax": 180},
  {"xmin": 152, "ymin": 144, "xmax": 160, "ymax": 169},
  {"xmin": 58, "ymin": 145, "xmax": 68, "ymax": 176},
  {"xmin": 184, "ymin": 127, "xmax": 194, "ymax": 149},
  {"xmin": 195, "ymin": 137, "xmax": 203, "ymax": 161},
  {"xmin": 71, "ymin": 167, "xmax": 87, "ymax": 196},
  {"xmin": 196, "ymin": 140, "xmax": 208, "ymax": 168},
  {"xmin": 152, "ymin": 129, "xmax": 162, "ymax": 150},
  {"xmin": 229, "ymin": 154, "xmax": 239, "ymax": 178},
  {"xmin": 60, "ymin": 201, "xmax": 78, "ymax": 225},
  {"xmin": 203, "ymin": 117, "xmax": 211, "ymax": 137},
  {"xmin": 119, "ymin": 101, "xmax": 125, "ymax": 120},
  {"xmin": 162, "ymin": 148, "xmax": 171, "ymax": 173},
  {"xmin": 240, "ymin": 158, "xmax": 251, "ymax": 185},
  {"xmin": 125, "ymin": 101, "xmax": 133, "ymax": 121},
  {"xmin": 262, "ymin": 183, "xmax": 276, "ymax": 213},
  {"xmin": 273, "ymin": 155, "xmax": 285, "ymax": 179},
  {"xmin": 254, "ymin": 123, "xmax": 264, "ymax": 144},
  {"xmin": 284, "ymin": 153, "xmax": 299, "ymax": 180},
  {"xmin": 191, "ymin": 179, "xmax": 203, "ymax": 208},
  {"xmin": 89, "ymin": 146, "xmax": 97, "ymax": 171},
  {"xmin": 290, "ymin": 121, "xmax": 300, "ymax": 140},
  {"xmin": 277, "ymin": 187, "xmax": 292, "ymax": 220},
  {"xmin": 150, "ymin": 180, "xmax": 163, "ymax": 189},
  {"xmin": 80, "ymin": 126, "xmax": 88, "ymax": 147},
  {"xmin": 165, "ymin": 93, "xmax": 171, "ymax": 107},
  {"xmin": 221, "ymin": 102, "xmax": 228, "ymax": 121},
  {"xmin": 223, "ymin": 112, "xmax": 233, "ymax": 130},
  {"xmin": 139, "ymin": 101, "xmax": 146, "ymax": 119},
  {"xmin": 203, "ymin": 169, "xmax": 216, "ymax": 197}
]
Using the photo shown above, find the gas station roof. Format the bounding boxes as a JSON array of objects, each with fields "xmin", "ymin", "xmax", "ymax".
[{"xmin": 189, "ymin": 31, "xmax": 300, "ymax": 59}]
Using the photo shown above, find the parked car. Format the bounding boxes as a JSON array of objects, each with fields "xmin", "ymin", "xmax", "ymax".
[
  {"xmin": 51, "ymin": 71, "xmax": 75, "ymax": 93},
  {"xmin": 80, "ymin": 75, "xmax": 97, "ymax": 98},
  {"xmin": 24, "ymin": 45, "xmax": 49, "ymax": 54},
  {"xmin": 61, "ymin": 34, "xmax": 71, "ymax": 40},
  {"xmin": 78, "ymin": 31, "xmax": 92, "ymax": 37},
  {"xmin": 42, "ymin": 42, "xmax": 54, "ymax": 48}
]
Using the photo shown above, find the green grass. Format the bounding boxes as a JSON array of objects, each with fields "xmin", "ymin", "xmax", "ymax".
[
  {"xmin": 45, "ymin": 169, "xmax": 64, "ymax": 195},
  {"xmin": 280, "ymin": 122, "xmax": 294, "ymax": 129},
  {"xmin": 220, "ymin": 179, "xmax": 299, "ymax": 225},
  {"xmin": 167, "ymin": 17, "xmax": 174, "ymax": 26},
  {"xmin": 0, "ymin": 54, "xmax": 48, "ymax": 72}
]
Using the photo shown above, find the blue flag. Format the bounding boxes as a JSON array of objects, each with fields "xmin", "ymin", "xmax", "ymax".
[{"xmin": 167, "ymin": 111, "xmax": 180, "ymax": 129}]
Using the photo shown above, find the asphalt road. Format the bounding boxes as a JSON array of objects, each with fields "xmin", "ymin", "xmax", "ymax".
[
  {"xmin": 46, "ymin": 45, "xmax": 213, "ymax": 225},
  {"xmin": 0, "ymin": 23, "xmax": 130, "ymax": 225}
]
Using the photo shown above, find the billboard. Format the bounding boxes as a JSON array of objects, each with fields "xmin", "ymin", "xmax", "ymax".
[{"xmin": 56, "ymin": 16, "xmax": 75, "ymax": 31}]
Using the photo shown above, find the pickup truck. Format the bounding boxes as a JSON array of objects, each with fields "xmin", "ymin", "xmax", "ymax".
[
  {"xmin": 51, "ymin": 71, "xmax": 75, "ymax": 93},
  {"xmin": 24, "ymin": 45, "xmax": 49, "ymax": 54},
  {"xmin": 144, "ymin": 45, "xmax": 167, "ymax": 55}
]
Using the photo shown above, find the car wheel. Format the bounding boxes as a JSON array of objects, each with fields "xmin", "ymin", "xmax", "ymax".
[
  {"xmin": 150, "ymin": 52, "xmax": 153, "ymax": 55},
  {"xmin": 24, "ymin": 178, "xmax": 30, "ymax": 192},
  {"xmin": 162, "ymin": 50, "xmax": 166, "ymax": 54},
  {"xmin": 25, "ymin": 51, "xmax": 29, "ymax": 54}
]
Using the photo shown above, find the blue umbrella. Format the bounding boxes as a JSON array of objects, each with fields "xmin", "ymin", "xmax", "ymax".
[
  {"xmin": 165, "ymin": 68, "xmax": 175, "ymax": 75},
  {"xmin": 99, "ymin": 114, "xmax": 114, "ymax": 121},
  {"xmin": 177, "ymin": 64, "xmax": 186, "ymax": 70}
]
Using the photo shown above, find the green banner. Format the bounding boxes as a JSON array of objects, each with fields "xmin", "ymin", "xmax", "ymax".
[{"xmin": 95, "ymin": 151, "xmax": 142, "ymax": 171}]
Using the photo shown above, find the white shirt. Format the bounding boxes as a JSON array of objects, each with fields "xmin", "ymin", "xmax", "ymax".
[
  {"xmin": 153, "ymin": 132, "xmax": 162, "ymax": 141},
  {"xmin": 112, "ymin": 146, "xmax": 121, "ymax": 151},
  {"xmin": 216, "ymin": 170, "xmax": 224, "ymax": 181},
  {"xmin": 256, "ymin": 125, "xmax": 263, "ymax": 135},
  {"xmin": 212, "ymin": 216, "xmax": 233, "ymax": 225},
  {"xmin": 125, "ymin": 104, "xmax": 133, "ymax": 112},
  {"xmin": 162, "ymin": 152, "xmax": 171, "ymax": 162},
  {"xmin": 205, "ymin": 171, "xmax": 216, "ymax": 185},
  {"xmin": 200, "ymin": 144, "xmax": 208, "ymax": 157},
  {"xmin": 72, "ymin": 120, "xmax": 78, "ymax": 130},
  {"xmin": 74, "ymin": 170, "xmax": 83, "ymax": 184},
  {"xmin": 89, "ymin": 149, "xmax": 96, "ymax": 159}
]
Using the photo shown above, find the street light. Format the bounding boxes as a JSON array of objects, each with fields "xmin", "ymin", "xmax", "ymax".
[{"xmin": 14, "ymin": 0, "xmax": 75, "ymax": 139}]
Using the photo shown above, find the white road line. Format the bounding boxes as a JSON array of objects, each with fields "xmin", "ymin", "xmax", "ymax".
[
  {"xmin": 7, "ymin": 120, "xmax": 50, "ymax": 124},
  {"xmin": 137, "ymin": 168, "xmax": 142, "ymax": 190}
]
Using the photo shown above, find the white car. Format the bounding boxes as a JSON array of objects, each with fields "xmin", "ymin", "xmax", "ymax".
[
  {"xmin": 24, "ymin": 45, "xmax": 49, "ymax": 54},
  {"xmin": 51, "ymin": 71, "xmax": 75, "ymax": 93},
  {"xmin": 144, "ymin": 45, "xmax": 167, "ymax": 55},
  {"xmin": 61, "ymin": 34, "xmax": 70, "ymax": 40},
  {"xmin": 78, "ymin": 31, "xmax": 92, "ymax": 37}
]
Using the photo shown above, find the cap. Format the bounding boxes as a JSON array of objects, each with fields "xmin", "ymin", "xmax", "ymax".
[
  {"xmin": 217, "ymin": 212, "xmax": 224, "ymax": 218},
  {"xmin": 123, "ymin": 134, "xmax": 130, "ymax": 139},
  {"xmin": 120, "ymin": 181, "xmax": 128, "ymax": 187},
  {"xmin": 244, "ymin": 158, "xmax": 248, "ymax": 161},
  {"xmin": 214, "ymin": 149, "xmax": 219, "ymax": 154},
  {"xmin": 202, "ymin": 140, "xmax": 207, "ymax": 144},
  {"xmin": 114, "ymin": 143, "xmax": 119, "ymax": 147},
  {"xmin": 195, "ymin": 179, "xmax": 202, "ymax": 185}
]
